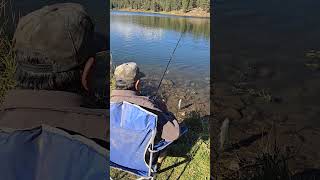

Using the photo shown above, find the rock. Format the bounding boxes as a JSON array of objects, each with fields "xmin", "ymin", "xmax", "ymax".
[
  {"xmin": 258, "ymin": 67, "xmax": 274, "ymax": 78},
  {"xmin": 220, "ymin": 96, "xmax": 245, "ymax": 109},
  {"xmin": 272, "ymin": 96, "xmax": 283, "ymax": 103},
  {"xmin": 179, "ymin": 111, "xmax": 186, "ymax": 117},
  {"xmin": 221, "ymin": 107, "xmax": 242, "ymax": 120},
  {"xmin": 228, "ymin": 160, "xmax": 240, "ymax": 171},
  {"xmin": 13, "ymin": 3, "xmax": 94, "ymax": 69},
  {"xmin": 162, "ymin": 79, "xmax": 174, "ymax": 87}
]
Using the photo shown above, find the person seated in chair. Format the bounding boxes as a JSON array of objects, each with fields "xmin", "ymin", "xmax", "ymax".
[{"xmin": 111, "ymin": 62, "xmax": 180, "ymax": 165}]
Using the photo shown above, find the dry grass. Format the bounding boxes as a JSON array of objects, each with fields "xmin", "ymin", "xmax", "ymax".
[
  {"xmin": 0, "ymin": 0, "xmax": 17, "ymax": 104},
  {"xmin": 305, "ymin": 50, "xmax": 320, "ymax": 70},
  {"xmin": 0, "ymin": 37, "xmax": 16, "ymax": 104},
  {"xmin": 110, "ymin": 59, "xmax": 115, "ymax": 91},
  {"xmin": 212, "ymin": 123, "xmax": 295, "ymax": 180}
]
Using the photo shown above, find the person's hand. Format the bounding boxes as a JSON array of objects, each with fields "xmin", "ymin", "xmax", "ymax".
[{"xmin": 153, "ymin": 96, "xmax": 168, "ymax": 112}]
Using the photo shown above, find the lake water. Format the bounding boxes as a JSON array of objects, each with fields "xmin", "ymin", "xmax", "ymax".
[
  {"xmin": 111, "ymin": 11, "xmax": 210, "ymax": 89},
  {"xmin": 212, "ymin": 0, "xmax": 320, "ymax": 172},
  {"xmin": 214, "ymin": 0, "xmax": 320, "ymax": 115}
]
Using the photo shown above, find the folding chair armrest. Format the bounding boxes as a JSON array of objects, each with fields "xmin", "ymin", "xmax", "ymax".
[
  {"xmin": 179, "ymin": 124, "xmax": 188, "ymax": 136},
  {"xmin": 149, "ymin": 140, "xmax": 173, "ymax": 153},
  {"xmin": 148, "ymin": 125, "xmax": 188, "ymax": 153}
]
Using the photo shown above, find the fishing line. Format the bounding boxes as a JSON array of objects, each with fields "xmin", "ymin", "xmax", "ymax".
[{"xmin": 154, "ymin": 30, "xmax": 185, "ymax": 97}]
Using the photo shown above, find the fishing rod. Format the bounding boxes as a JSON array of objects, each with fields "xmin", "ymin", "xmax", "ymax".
[{"xmin": 154, "ymin": 30, "xmax": 185, "ymax": 97}]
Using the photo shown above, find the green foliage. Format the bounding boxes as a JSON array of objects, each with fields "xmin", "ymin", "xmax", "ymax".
[
  {"xmin": 0, "ymin": 0, "xmax": 16, "ymax": 104},
  {"xmin": 0, "ymin": 35, "xmax": 16, "ymax": 105},
  {"xmin": 181, "ymin": 0, "xmax": 190, "ymax": 12},
  {"xmin": 249, "ymin": 151, "xmax": 291, "ymax": 180},
  {"xmin": 305, "ymin": 50, "xmax": 320, "ymax": 70},
  {"xmin": 111, "ymin": 0, "xmax": 210, "ymax": 12}
]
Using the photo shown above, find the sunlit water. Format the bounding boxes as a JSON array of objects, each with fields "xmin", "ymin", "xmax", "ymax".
[{"xmin": 111, "ymin": 11, "xmax": 210, "ymax": 89}]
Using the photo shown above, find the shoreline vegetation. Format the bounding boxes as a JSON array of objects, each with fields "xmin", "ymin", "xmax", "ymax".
[
  {"xmin": 111, "ymin": 8, "xmax": 210, "ymax": 18},
  {"xmin": 0, "ymin": 0, "xmax": 17, "ymax": 104},
  {"xmin": 110, "ymin": 0, "xmax": 210, "ymax": 18}
]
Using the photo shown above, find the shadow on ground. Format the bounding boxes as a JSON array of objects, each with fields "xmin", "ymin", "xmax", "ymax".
[{"xmin": 155, "ymin": 111, "xmax": 210, "ymax": 179}]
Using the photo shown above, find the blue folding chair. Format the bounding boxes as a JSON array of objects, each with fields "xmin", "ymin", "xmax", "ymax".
[
  {"xmin": 0, "ymin": 125, "xmax": 108, "ymax": 180},
  {"xmin": 110, "ymin": 101, "xmax": 187, "ymax": 180}
]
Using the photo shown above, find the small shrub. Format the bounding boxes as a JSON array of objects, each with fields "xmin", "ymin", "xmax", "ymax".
[{"xmin": 0, "ymin": 0, "xmax": 16, "ymax": 104}]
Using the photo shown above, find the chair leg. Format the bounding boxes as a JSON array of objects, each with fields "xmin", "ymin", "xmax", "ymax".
[
  {"xmin": 157, "ymin": 150, "xmax": 167, "ymax": 164},
  {"xmin": 148, "ymin": 150, "xmax": 154, "ymax": 177}
]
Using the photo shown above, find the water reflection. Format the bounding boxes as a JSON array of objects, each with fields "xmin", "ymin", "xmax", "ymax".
[
  {"xmin": 112, "ymin": 21, "xmax": 164, "ymax": 42},
  {"xmin": 111, "ymin": 11, "xmax": 210, "ymax": 40},
  {"xmin": 111, "ymin": 11, "xmax": 210, "ymax": 88}
]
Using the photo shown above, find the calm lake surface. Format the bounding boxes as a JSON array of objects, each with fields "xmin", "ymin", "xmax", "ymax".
[
  {"xmin": 111, "ymin": 11, "xmax": 210, "ymax": 89},
  {"xmin": 214, "ymin": 0, "xmax": 320, "ymax": 115},
  {"xmin": 212, "ymin": 0, "xmax": 320, "ymax": 171}
]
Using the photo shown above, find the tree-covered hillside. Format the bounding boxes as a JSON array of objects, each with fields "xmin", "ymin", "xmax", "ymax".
[{"xmin": 111, "ymin": 0, "xmax": 210, "ymax": 13}]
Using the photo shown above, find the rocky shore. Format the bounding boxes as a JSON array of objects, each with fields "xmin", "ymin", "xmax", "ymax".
[{"xmin": 211, "ymin": 56, "xmax": 320, "ymax": 179}]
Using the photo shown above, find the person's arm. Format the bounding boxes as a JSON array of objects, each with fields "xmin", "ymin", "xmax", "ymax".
[
  {"xmin": 156, "ymin": 110, "xmax": 180, "ymax": 142},
  {"xmin": 161, "ymin": 118, "xmax": 180, "ymax": 141},
  {"xmin": 148, "ymin": 96, "xmax": 180, "ymax": 141}
]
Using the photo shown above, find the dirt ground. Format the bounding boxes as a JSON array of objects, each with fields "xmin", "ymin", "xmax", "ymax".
[{"xmin": 211, "ymin": 54, "xmax": 320, "ymax": 179}]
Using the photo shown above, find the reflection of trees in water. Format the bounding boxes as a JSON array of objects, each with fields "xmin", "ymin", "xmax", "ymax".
[{"xmin": 114, "ymin": 14, "xmax": 210, "ymax": 40}]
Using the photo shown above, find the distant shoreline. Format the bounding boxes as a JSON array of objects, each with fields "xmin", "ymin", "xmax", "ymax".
[{"xmin": 111, "ymin": 8, "xmax": 210, "ymax": 18}]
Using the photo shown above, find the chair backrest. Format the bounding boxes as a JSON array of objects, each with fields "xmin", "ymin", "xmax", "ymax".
[
  {"xmin": 110, "ymin": 101, "xmax": 157, "ymax": 174},
  {"xmin": 0, "ymin": 125, "xmax": 108, "ymax": 180}
]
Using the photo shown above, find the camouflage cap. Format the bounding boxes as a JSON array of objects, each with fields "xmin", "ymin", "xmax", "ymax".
[
  {"xmin": 13, "ymin": 3, "xmax": 94, "ymax": 74},
  {"xmin": 114, "ymin": 62, "xmax": 142, "ymax": 87}
]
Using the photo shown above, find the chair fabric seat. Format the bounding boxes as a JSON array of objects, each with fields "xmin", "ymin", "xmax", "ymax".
[{"xmin": 110, "ymin": 101, "xmax": 157, "ymax": 177}]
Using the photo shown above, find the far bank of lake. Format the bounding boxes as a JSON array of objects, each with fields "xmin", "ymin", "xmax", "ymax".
[{"xmin": 111, "ymin": 8, "xmax": 210, "ymax": 18}]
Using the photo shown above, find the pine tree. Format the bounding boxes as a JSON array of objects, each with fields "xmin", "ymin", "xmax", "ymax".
[
  {"xmin": 110, "ymin": 0, "xmax": 209, "ymax": 12},
  {"xmin": 182, "ymin": 0, "xmax": 190, "ymax": 12}
]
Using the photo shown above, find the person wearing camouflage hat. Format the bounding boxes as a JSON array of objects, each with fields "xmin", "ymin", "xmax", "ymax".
[
  {"xmin": 0, "ymin": 3, "xmax": 109, "ymax": 179},
  {"xmin": 111, "ymin": 62, "xmax": 180, "ymax": 166},
  {"xmin": 113, "ymin": 62, "xmax": 143, "ymax": 90},
  {"xmin": 0, "ymin": 3, "xmax": 108, "ymax": 148}
]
